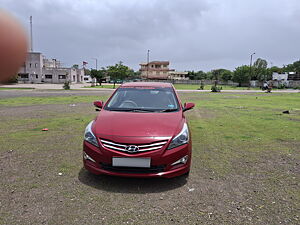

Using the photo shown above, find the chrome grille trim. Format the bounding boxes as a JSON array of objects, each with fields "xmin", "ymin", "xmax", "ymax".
[
  {"xmin": 101, "ymin": 140, "xmax": 127, "ymax": 148},
  {"xmin": 139, "ymin": 141, "xmax": 167, "ymax": 148},
  {"xmin": 100, "ymin": 139, "xmax": 167, "ymax": 153},
  {"xmin": 102, "ymin": 144, "xmax": 127, "ymax": 152}
]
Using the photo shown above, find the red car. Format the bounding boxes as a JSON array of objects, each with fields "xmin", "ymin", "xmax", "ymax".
[{"xmin": 83, "ymin": 82, "xmax": 195, "ymax": 178}]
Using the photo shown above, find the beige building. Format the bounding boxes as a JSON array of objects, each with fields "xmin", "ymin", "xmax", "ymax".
[
  {"xmin": 18, "ymin": 52, "xmax": 85, "ymax": 83},
  {"xmin": 139, "ymin": 61, "xmax": 189, "ymax": 80},
  {"xmin": 168, "ymin": 71, "xmax": 189, "ymax": 80},
  {"xmin": 139, "ymin": 61, "xmax": 171, "ymax": 79}
]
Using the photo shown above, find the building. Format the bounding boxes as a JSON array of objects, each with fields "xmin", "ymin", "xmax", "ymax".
[
  {"xmin": 18, "ymin": 52, "xmax": 85, "ymax": 83},
  {"xmin": 139, "ymin": 61, "xmax": 189, "ymax": 80},
  {"xmin": 272, "ymin": 72, "xmax": 300, "ymax": 81},
  {"xmin": 272, "ymin": 72, "xmax": 288, "ymax": 82},
  {"xmin": 139, "ymin": 61, "xmax": 171, "ymax": 79},
  {"xmin": 168, "ymin": 71, "xmax": 189, "ymax": 80},
  {"xmin": 272, "ymin": 72, "xmax": 300, "ymax": 88}
]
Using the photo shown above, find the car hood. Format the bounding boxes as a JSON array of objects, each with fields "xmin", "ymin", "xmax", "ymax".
[{"xmin": 93, "ymin": 110, "xmax": 184, "ymax": 143}]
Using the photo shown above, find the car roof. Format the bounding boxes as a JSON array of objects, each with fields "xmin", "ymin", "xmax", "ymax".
[{"xmin": 120, "ymin": 82, "xmax": 173, "ymax": 88}]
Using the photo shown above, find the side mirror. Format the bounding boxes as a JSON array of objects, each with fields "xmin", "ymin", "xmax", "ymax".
[
  {"xmin": 94, "ymin": 101, "xmax": 103, "ymax": 109},
  {"xmin": 183, "ymin": 102, "xmax": 195, "ymax": 112}
]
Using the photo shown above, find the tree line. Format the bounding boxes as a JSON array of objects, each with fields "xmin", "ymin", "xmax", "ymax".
[
  {"xmin": 187, "ymin": 59, "xmax": 300, "ymax": 86},
  {"xmin": 83, "ymin": 62, "xmax": 140, "ymax": 87},
  {"xmin": 83, "ymin": 59, "xmax": 300, "ymax": 87}
]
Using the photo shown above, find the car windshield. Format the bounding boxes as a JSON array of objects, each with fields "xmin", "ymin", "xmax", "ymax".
[{"xmin": 105, "ymin": 87, "xmax": 179, "ymax": 112}]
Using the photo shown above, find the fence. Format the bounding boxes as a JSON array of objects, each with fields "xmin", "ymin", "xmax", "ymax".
[{"xmin": 142, "ymin": 79, "xmax": 239, "ymax": 86}]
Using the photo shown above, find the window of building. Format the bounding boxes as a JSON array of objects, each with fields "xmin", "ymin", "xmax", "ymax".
[
  {"xmin": 29, "ymin": 63, "xmax": 32, "ymax": 68},
  {"xmin": 45, "ymin": 75, "xmax": 52, "ymax": 79},
  {"xmin": 36, "ymin": 75, "xmax": 38, "ymax": 79},
  {"xmin": 35, "ymin": 63, "xmax": 38, "ymax": 68},
  {"xmin": 84, "ymin": 78, "xmax": 89, "ymax": 81},
  {"xmin": 73, "ymin": 76, "xmax": 75, "ymax": 81},
  {"xmin": 58, "ymin": 75, "xmax": 66, "ymax": 79},
  {"xmin": 151, "ymin": 65, "xmax": 154, "ymax": 68},
  {"xmin": 155, "ymin": 65, "xmax": 161, "ymax": 68},
  {"xmin": 156, "ymin": 71, "xmax": 159, "ymax": 75},
  {"xmin": 20, "ymin": 74, "xmax": 29, "ymax": 79}
]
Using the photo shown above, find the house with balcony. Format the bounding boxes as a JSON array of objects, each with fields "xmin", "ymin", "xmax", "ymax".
[
  {"xmin": 139, "ymin": 61, "xmax": 189, "ymax": 80},
  {"xmin": 139, "ymin": 61, "xmax": 171, "ymax": 79}
]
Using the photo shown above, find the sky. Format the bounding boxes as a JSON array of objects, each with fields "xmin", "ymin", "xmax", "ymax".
[{"xmin": 1, "ymin": 0, "xmax": 300, "ymax": 71}]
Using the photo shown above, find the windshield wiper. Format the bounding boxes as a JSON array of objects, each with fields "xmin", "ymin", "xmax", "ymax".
[
  {"xmin": 160, "ymin": 108, "xmax": 178, "ymax": 112},
  {"xmin": 109, "ymin": 108, "xmax": 155, "ymax": 112},
  {"xmin": 130, "ymin": 108, "xmax": 156, "ymax": 112}
]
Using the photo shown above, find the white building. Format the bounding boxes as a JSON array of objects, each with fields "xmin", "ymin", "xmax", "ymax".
[
  {"xmin": 18, "ymin": 52, "xmax": 85, "ymax": 84},
  {"xmin": 168, "ymin": 71, "xmax": 189, "ymax": 80},
  {"xmin": 272, "ymin": 72, "xmax": 288, "ymax": 82}
]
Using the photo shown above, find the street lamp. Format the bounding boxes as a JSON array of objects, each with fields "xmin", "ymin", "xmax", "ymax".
[{"xmin": 249, "ymin": 52, "xmax": 255, "ymax": 87}]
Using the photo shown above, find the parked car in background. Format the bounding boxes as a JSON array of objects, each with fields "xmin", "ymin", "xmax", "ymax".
[{"xmin": 83, "ymin": 82, "xmax": 195, "ymax": 178}]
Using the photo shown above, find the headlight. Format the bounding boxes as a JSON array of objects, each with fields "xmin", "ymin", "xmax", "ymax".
[
  {"xmin": 167, "ymin": 123, "xmax": 189, "ymax": 150},
  {"xmin": 84, "ymin": 121, "xmax": 99, "ymax": 147}
]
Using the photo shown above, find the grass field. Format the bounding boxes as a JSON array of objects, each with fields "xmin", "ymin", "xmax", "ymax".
[{"xmin": 0, "ymin": 90, "xmax": 299, "ymax": 224}]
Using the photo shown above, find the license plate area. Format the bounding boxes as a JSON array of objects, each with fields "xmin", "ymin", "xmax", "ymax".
[{"xmin": 112, "ymin": 157, "xmax": 151, "ymax": 168}]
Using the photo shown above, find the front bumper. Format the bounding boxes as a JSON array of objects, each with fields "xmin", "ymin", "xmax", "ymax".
[{"xmin": 83, "ymin": 140, "xmax": 192, "ymax": 178}]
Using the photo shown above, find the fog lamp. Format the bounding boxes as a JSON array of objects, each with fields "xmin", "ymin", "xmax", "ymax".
[
  {"xmin": 171, "ymin": 155, "xmax": 189, "ymax": 166},
  {"xmin": 83, "ymin": 152, "xmax": 96, "ymax": 163}
]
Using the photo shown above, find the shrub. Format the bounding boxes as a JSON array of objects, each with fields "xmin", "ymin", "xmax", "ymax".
[
  {"xmin": 277, "ymin": 84, "xmax": 286, "ymax": 89},
  {"xmin": 63, "ymin": 81, "xmax": 71, "ymax": 90},
  {"xmin": 211, "ymin": 85, "xmax": 222, "ymax": 92},
  {"xmin": 198, "ymin": 81, "xmax": 205, "ymax": 90}
]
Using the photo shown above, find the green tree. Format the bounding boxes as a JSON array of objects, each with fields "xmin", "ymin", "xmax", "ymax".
[
  {"xmin": 206, "ymin": 71, "xmax": 213, "ymax": 80},
  {"xmin": 211, "ymin": 69, "xmax": 222, "ymax": 82},
  {"xmin": 187, "ymin": 71, "xmax": 196, "ymax": 80},
  {"xmin": 218, "ymin": 69, "xmax": 232, "ymax": 82},
  {"xmin": 107, "ymin": 62, "xmax": 131, "ymax": 88},
  {"xmin": 269, "ymin": 66, "xmax": 283, "ymax": 74},
  {"xmin": 283, "ymin": 60, "xmax": 300, "ymax": 73},
  {"xmin": 292, "ymin": 60, "xmax": 300, "ymax": 73},
  {"xmin": 233, "ymin": 65, "xmax": 251, "ymax": 86},
  {"xmin": 90, "ymin": 67, "xmax": 106, "ymax": 86},
  {"xmin": 84, "ymin": 68, "xmax": 91, "ymax": 75},
  {"xmin": 195, "ymin": 70, "xmax": 207, "ymax": 80},
  {"xmin": 127, "ymin": 69, "xmax": 141, "ymax": 80},
  {"xmin": 252, "ymin": 58, "xmax": 268, "ymax": 81}
]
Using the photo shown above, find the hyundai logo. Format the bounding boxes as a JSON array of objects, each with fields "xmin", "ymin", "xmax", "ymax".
[{"xmin": 125, "ymin": 145, "xmax": 139, "ymax": 153}]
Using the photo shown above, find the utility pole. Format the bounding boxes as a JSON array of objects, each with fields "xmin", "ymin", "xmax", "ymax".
[
  {"xmin": 249, "ymin": 52, "xmax": 255, "ymax": 87},
  {"xmin": 92, "ymin": 58, "xmax": 98, "ymax": 70},
  {"xmin": 30, "ymin": 16, "xmax": 33, "ymax": 52},
  {"xmin": 147, "ymin": 50, "xmax": 150, "ymax": 79},
  {"xmin": 91, "ymin": 58, "xmax": 98, "ymax": 86}
]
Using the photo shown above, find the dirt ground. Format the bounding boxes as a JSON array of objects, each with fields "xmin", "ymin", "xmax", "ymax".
[{"xmin": 0, "ymin": 90, "xmax": 299, "ymax": 225}]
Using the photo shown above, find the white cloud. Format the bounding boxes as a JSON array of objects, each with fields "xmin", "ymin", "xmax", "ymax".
[{"xmin": 1, "ymin": 0, "xmax": 299, "ymax": 71}]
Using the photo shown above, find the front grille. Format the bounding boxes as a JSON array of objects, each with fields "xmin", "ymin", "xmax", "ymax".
[
  {"xmin": 100, "ymin": 139, "xmax": 168, "ymax": 154},
  {"xmin": 100, "ymin": 163, "xmax": 165, "ymax": 174}
]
